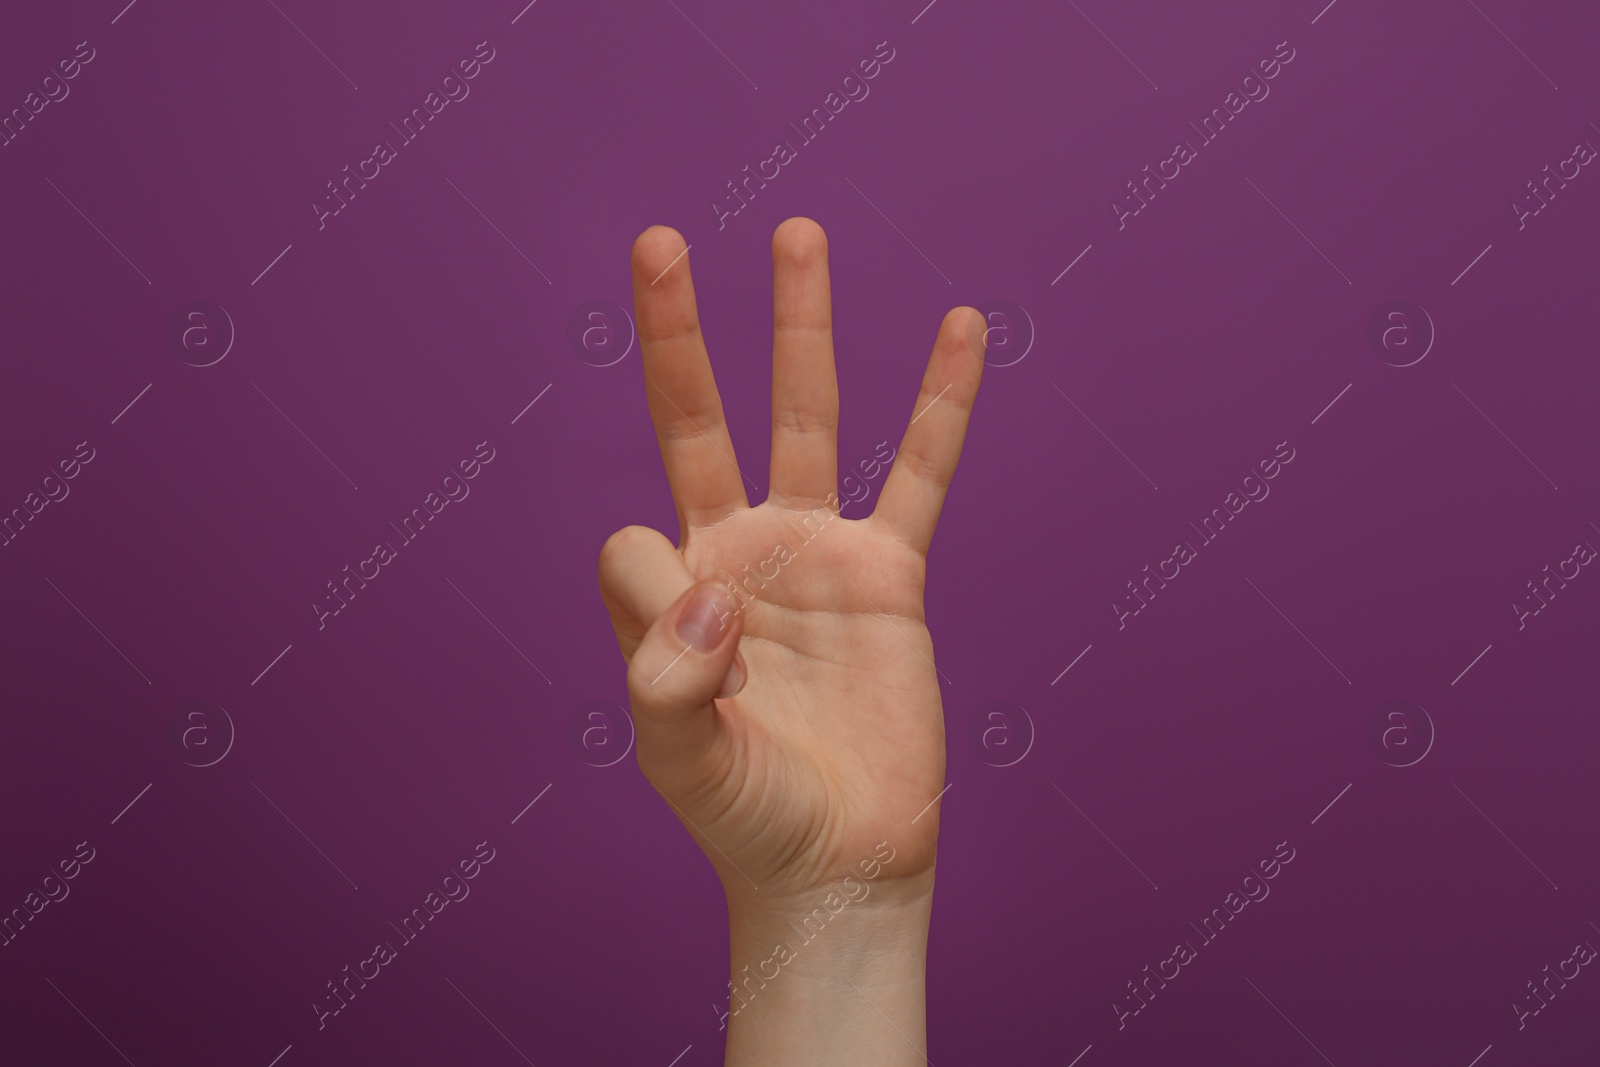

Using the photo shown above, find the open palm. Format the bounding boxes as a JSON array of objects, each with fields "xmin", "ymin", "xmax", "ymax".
[{"xmin": 597, "ymin": 218, "xmax": 985, "ymax": 910}]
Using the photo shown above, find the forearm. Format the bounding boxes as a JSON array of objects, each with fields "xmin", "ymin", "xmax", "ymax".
[{"xmin": 722, "ymin": 885, "xmax": 933, "ymax": 1066}]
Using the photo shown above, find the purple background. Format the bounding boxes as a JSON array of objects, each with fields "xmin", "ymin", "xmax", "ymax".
[{"xmin": 3, "ymin": 0, "xmax": 1598, "ymax": 1063}]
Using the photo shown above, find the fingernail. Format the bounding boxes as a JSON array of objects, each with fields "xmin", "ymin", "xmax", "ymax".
[
  {"xmin": 677, "ymin": 583, "xmax": 734, "ymax": 651},
  {"xmin": 716, "ymin": 647, "xmax": 747, "ymax": 699}
]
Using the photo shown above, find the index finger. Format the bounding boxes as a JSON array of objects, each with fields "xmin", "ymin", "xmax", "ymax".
[{"xmin": 869, "ymin": 306, "xmax": 987, "ymax": 555}]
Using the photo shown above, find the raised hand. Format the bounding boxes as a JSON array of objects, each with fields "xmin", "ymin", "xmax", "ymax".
[{"xmin": 596, "ymin": 217, "xmax": 985, "ymax": 1064}]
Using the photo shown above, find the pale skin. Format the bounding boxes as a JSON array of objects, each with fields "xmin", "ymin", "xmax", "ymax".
[{"xmin": 597, "ymin": 217, "xmax": 986, "ymax": 1065}]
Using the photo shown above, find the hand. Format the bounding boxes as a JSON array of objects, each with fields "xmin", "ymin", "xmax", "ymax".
[{"xmin": 596, "ymin": 217, "xmax": 985, "ymax": 1063}]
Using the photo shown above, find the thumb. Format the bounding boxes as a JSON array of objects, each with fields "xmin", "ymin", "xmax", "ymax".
[{"xmin": 626, "ymin": 579, "xmax": 748, "ymax": 769}]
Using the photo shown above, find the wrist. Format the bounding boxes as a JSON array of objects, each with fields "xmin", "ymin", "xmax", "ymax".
[{"xmin": 721, "ymin": 872, "xmax": 934, "ymax": 1066}]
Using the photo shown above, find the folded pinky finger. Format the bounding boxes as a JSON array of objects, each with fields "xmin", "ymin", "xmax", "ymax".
[{"xmin": 870, "ymin": 306, "xmax": 987, "ymax": 555}]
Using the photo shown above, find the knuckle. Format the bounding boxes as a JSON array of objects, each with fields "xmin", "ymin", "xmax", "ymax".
[
  {"xmin": 896, "ymin": 446, "xmax": 954, "ymax": 491},
  {"xmin": 771, "ymin": 404, "xmax": 838, "ymax": 437}
]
